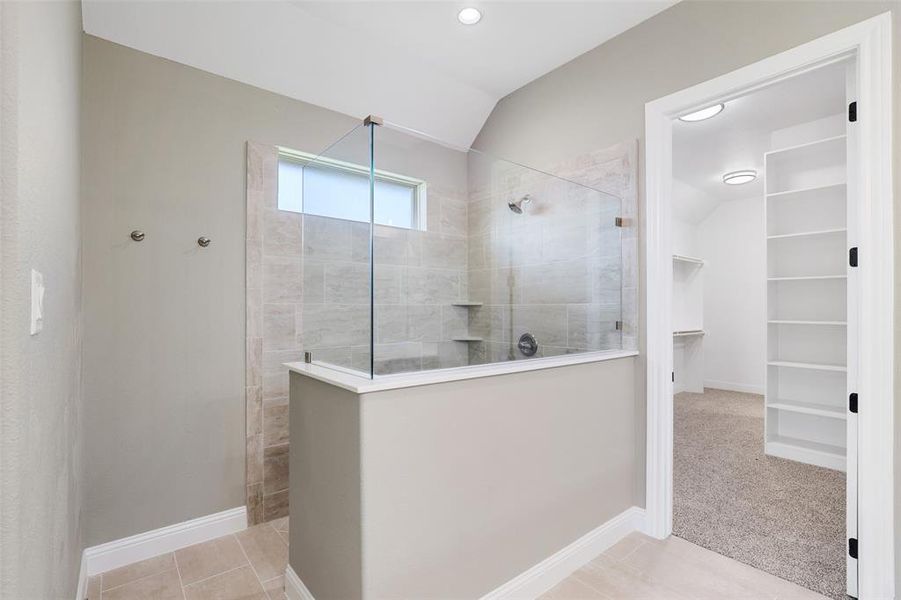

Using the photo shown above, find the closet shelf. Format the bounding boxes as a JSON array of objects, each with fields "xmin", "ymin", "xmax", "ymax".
[
  {"xmin": 766, "ymin": 181, "xmax": 846, "ymax": 199},
  {"xmin": 767, "ymin": 360, "xmax": 847, "ymax": 372},
  {"xmin": 767, "ymin": 275, "xmax": 847, "ymax": 282},
  {"xmin": 764, "ymin": 134, "xmax": 847, "ymax": 159},
  {"xmin": 767, "ymin": 320, "xmax": 847, "ymax": 326},
  {"xmin": 672, "ymin": 254, "xmax": 704, "ymax": 265},
  {"xmin": 767, "ymin": 228, "xmax": 847, "ymax": 240},
  {"xmin": 767, "ymin": 436, "xmax": 846, "ymax": 459},
  {"xmin": 767, "ymin": 400, "xmax": 846, "ymax": 420},
  {"xmin": 673, "ymin": 329, "xmax": 705, "ymax": 337}
]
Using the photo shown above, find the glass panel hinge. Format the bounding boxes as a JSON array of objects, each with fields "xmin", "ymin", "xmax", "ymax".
[{"xmin": 615, "ymin": 217, "xmax": 627, "ymax": 227}]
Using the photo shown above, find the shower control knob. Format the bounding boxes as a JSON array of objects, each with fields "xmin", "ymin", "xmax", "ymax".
[{"xmin": 518, "ymin": 333, "xmax": 538, "ymax": 357}]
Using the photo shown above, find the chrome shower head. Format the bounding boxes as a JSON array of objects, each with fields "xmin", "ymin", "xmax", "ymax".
[{"xmin": 507, "ymin": 194, "xmax": 532, "ymax": 214}]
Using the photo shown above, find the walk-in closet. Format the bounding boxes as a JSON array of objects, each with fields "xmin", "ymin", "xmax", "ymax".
[{"xmin": 669, "ymin": 59, "xmax": 855, "ymax": 600}]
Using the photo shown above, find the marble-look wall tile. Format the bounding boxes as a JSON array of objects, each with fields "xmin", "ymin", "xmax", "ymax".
[
  {"xmin": 373, "ymin": 341, "xmax": 423, "ymax": 375},
  {"xmin": 567, "ymin": 304, "xmax": 621, "ymax": 350},
  {"xmin": 421, "ymin": 234, "xmax": 467, "ymax": 270},
  {"xmin": 441, "ymin": 305, "xmax": 469, "ymax": 339},
  {"xmin": 407, "ymin": 305, "xmax": 442, "ymax": 342},
  {"xmin": 262, "ymin": 490, "xmax": 288, "ymax": 522},
  {"xmin": 246, "ymin": 386, "xmax": 262, "ymax": 438},
  {"xmin": 263, "ymin": 256, "xmax": 302, "ymax": 304},
  {"xmin": 246, "ymin": 434, "xmax": 263, "ymax": 486},
  {"xmin": 246, "ymin": 337, "xmax": 262, "ymax": 388},
  {"xmin": 438, "ymin": 192, "xmax": 467, "ymax": 237},
  {"xmin": 262, "ymin": 304, "xmax": 296, "ymax": 351},
  {"xmin": 263, "ymin": 209, "xmax": 302, "ymax": 258},
  {"xmin": 521, "ymin": 260, "xmax": 591, "ymax": 305},
  {"xmin": 302, "ymin": 261, "xmax": 325, "ymax": 304},
  {"xmin": 263, "ymin": 444, "xmax": 289, "ymax": 495},
  {"xmin": 375, "ymin": 304, "xmax": 407, "ymax": 343},
  {"xmin": 262, "ymin": 372, "xmax": 288, "ymax": 402},
  {"xmin": 405, "ymin": 268, "xmax": 461, "ymax": 305},
  {"xmin": 511, "ymin": 304, "xmax": 568, "ymax": 347},
  {"xmin": 303, "ymin": 215, "xmax": 353, "ymax": 262},
  {"xmin": 263, "ymin": 401, "xmax": 289, "ymax": 447},
  {"xmin": 469, "ymin": 305, "xmax": 509, "ymax": 343},
  {"xmin": 302, "ymin": 304, "xmax": 369, "ymax": 348},
  {"xmin": 247, "ymin": 483, "xmax": 264, "ymax": 525}
]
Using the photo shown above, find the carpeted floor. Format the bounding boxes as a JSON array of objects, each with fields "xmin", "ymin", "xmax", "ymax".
[{"xmin": 673, "ymin": 388, "xmax": 846, "ymax": 600}]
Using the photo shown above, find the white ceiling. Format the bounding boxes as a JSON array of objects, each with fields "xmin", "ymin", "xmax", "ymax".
[
  {"xmin": 673, "ymin": 60, "xmax": 848, "ymax": 222},
  {"xmin": 82, "ymin": 0, "xmax": 676, "ymax": 149}
]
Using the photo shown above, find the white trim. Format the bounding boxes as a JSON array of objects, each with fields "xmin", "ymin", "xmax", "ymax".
[
  {"xmin": 286, "ymin": 349, "xmax": 639, "ymax": 394},
  {"xmin": 481, "ymin": 507, "xmax": 647, "ymax": 600},
  {"xmin": 644, "ymin": 12, "xmax": 893, "ymax": 599},
  {"xmin": 74, "ymin": 554, "xmax": 89, "ymax": 600},
  {"xmin": 77, "ymin": 506, "xmax": 247, "ymax": 588},
  {"xmin": 285, "ymin": 565, "xmax": 317, "ymax": 600},
  {"xmin": 703, "ymin": 380, "xmax": 765, "ymax": 395}
]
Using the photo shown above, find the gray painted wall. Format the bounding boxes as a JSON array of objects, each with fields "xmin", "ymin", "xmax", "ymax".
[
  {"xmin": 288, "ymin": 357, "xmax": 636, "ymax": 598},
  {"xmin": 81, "ymin": 35, "xmax": 359, "ymax": 546},
  {"xmin": 0, "ymin": 1, "xmax": 84, "ymax": 598},
  {"xmin": 474, "ymin": 0, "xmax": 900, "ymax": 584}
]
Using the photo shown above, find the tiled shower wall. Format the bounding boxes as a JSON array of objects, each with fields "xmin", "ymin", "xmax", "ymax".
[
  {"xmin": 245, "ymin": 142, "xmax": 472, "ymax": 524},
  {"xmin": 466, "ymin": 141, "xmax": 639, "ymax": 362},
  {"xmin": 245, "ymin": 139, "xmax": 638, "ymax": 524}
]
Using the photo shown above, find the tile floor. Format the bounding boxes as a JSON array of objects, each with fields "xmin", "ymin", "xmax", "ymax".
[
  {"xmin": 86, "ymin": 517, "xmax": 289, "ymax": 600},
  {"xmin": 86, "ymin": 522, "xmax": 827, "ymax": 599},
  {"xmin": 541, "ymin": 532, "xmax": 828, "ymax": 600}
]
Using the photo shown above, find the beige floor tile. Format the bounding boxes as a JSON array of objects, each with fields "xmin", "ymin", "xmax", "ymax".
[
  {"xmin": 86, "ymin": 575, "xmax": 101, "ymax": 600},
  {"xmin": 540, "ymin": 576, "xmax": 611, "ymax": 599},
  {"xmin": 578, "ymin": 561, "xmax": 690, "ymax": 600},
  {"xmin": 102, "ymin": 569, "xmax": 184, "ymax": 600},
  {"xmin": 601, "ymin": 532, "xmax": 647, "ymax": 561},
  {"xmin": 262, "ymin": 575, "xmax": 287, "ymax": 600},
  {"xmin": 183, "ymin": 565, "xmax": 267, "ymax": 600},
  {"xmin": 101, "ymin": 553, "xmax": 176, "ymax": 590},
  {"xmin": 175, "ymin": 535, "xmax": 248, "ymax": 585},
  {"xmin": 235, "ymin": 523, "xmax": 288, "ymax": 582},
  {"xmin": 618, "ymin": 537, "xmax": 785, "ymax": 599},
  {"xmin": 269, "ymin": 517, "xmax": 288, "ymax": 533}
]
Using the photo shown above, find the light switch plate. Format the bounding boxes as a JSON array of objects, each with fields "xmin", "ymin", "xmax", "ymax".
[{"xmin": 30, "ymin": 269, "xmax": 44, "ymax": 335}]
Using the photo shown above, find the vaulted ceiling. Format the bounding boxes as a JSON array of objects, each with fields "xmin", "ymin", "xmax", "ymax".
[{"xmin": 82, "ymin": 0, "xmax": 676, "ymax": 148}]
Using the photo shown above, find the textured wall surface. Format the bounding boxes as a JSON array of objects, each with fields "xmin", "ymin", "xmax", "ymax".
[
  {"xmin": 0, "ymin": 1, "xmax": 84, "ymax": 598},
  {"xmin": 81, "ymin": 35, "xmax": 358, "ymax": 546}
]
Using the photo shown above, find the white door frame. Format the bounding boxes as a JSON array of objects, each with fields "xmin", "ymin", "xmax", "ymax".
[{"xmin": 644, "ymin": 12, "xmax": 893, "ymax": 599}]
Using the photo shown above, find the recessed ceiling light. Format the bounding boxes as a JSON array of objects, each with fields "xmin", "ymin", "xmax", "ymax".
[
  {"xmin": 679, "ymin": 103, "xmax": 725, "ymax": 122},
  {"xmin": 457, "ymin": 7, "xmax": 481, "ymax": 25},
  {"xmin": 723, "ymin": 169, "xmax": 757, "ymax": 185}
]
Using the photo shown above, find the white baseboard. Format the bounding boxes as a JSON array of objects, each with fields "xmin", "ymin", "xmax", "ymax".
[
  {"xmin": 76, "ymin": 506, "xmax": 247, "ymax": 598},
  {"xmin": 283, "ymin": 507, "xmax": 645, "ymax": 600},
  {"xmin": 704, "ymin": 380, "xmax": 764, "ymax": 395},
  {"xmin": 285, "ymin": 565, "xmax": 316, "ymax": 600},
  {"xmin": 481, "ymin": 506, "xmax": 647, "ymax": 599}
]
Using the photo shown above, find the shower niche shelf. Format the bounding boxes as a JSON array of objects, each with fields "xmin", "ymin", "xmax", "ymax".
[
  {"xmin": 451, "ymin": 336, "xmax": 483, "ymax": 342},
  {"xmin": 451, "ymin": 302, "xmax": 483, "ymax": 308}
]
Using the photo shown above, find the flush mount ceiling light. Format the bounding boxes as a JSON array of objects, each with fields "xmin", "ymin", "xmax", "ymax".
[
  {"xmin": 723, "ymin": 169, "xmax": 757, "ymax": 185},
  {"xmin": 457, "ymin": 7, "xmax": 482, "ymax": 25},
  {"xmin": 679, "ymin": 103, "xmax": 725, "ymax": 122}
]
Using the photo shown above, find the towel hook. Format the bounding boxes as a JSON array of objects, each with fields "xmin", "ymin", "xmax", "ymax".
[
  {"xmin": 197, "ymin": 236, "xmax": 211, "ymax": 248},
  {"xmin": 130, "ymin": 230, "xmax": 145, "ymax": 242}
]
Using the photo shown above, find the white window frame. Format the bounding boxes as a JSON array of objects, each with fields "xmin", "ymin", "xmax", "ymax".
[{"xmin": 277, "ymin": 146, "xmax": 428, "ymax": 230}]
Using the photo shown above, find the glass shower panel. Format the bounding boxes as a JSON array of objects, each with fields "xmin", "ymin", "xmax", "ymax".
[
  {"xmin": 297, "ymin": 123, "xmax": 374, "ymax": 377},
  {"xmin": 369, "ymin": 123, "xmax": 471, "ymax": 375},
  {"xmin": 465, "ymin": 148, "xmax": 623, "ymax": 365},
  {"xmin": 369, "ymin": 122, "xmax": 623, "ymax": 376}
]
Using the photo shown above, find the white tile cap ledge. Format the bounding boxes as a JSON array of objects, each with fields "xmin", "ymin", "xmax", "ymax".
[{"xmin": 285, "ymin": 349, "xmax": 639, "ymax": 394}]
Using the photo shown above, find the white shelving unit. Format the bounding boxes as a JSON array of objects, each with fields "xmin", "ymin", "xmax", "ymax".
[
  {"xmin": 673, "ymin": 255, "xmax": 704, "ymax": 394},
  {"xmin": 764, "ymin": 131, "xmax": 849, "ymax": 472}
]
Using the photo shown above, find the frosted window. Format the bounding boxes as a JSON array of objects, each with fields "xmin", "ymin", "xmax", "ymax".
[{"xmin": 278, "ymin": 158, "xmax": 418, "ymax": 229}]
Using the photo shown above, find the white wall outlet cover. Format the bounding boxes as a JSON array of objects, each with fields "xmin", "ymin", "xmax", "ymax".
[{"xmin": 30, "ymin": 269, "xmax": 44, "ymax": 335}]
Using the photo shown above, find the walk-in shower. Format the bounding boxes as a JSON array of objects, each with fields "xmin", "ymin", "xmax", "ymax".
[{"xmin": 268, "ymin": 117, "xmax": 629, "ymax": 379}]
